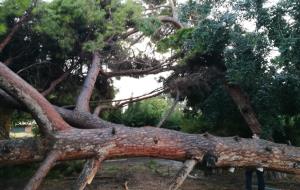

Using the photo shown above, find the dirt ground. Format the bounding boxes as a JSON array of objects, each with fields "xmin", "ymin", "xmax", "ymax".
[{"xmin": 1, "ymin": 158, "xmax": 299, "ymax": 190}]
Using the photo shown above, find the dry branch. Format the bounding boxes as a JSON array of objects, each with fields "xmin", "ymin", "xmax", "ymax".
[
  {"xmin": 156, "ymin": 89, "xmax": 179, "ymax": 128},
  {"xmin": 168, "ymin": 159, "xmax": 198, "ymax": 190},
  {"xmin": 73, "ymin": 144, "xmax": 114, "ymax": 190},
  {"xmin": 24, "ymin": 150, "xmax": 61, "ymax": 190}
]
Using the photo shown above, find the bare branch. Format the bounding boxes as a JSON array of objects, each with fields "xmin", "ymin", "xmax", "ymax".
[
  {"xmin": 73, "ymin": 144, "xmax": 115, "ymax": 190},
  {"xmin": 158, "ymin": 16, "xmax": 183, "ymax": 29},
  {"xmin": 156, "ymin": 89, "xmax": 179, "ymax": 128},
  {"xmin": 168, "ymin": 159, "xmax": 198, "ymax": 190},
  {"xmin": 168, "ymin": 0, "xmax": 178, "ymax": 19},
  {"xmin": 41, "ymin": 70, "xmax": 71, "ymax": 96},
  {"xmin": 93, "ymin": 88, "xmax": 168, "ymax": 116},
  {"xmin": 75, "ymin": 53, "xmax": 101, "ymax": 112},
  {"xmin": 24, "ymin": 150, "xmax": 61, "ymax": 190}
]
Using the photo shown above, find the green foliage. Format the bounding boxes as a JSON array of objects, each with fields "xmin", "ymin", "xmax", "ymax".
[
  {"xmin": 136, "ymin": 17, "xmax": 161, "ymax": 36},
  {"xmin": 104, "ymin": 97, "xmax": 183, "ymax": 130},
  {"xmin": 34, "ymin": 0, "xmax": 142, "ymax": 52},
  {"xmin": 160, "ymin": 0, "xmax": 300, "ymax": 142},
  {"xmin": 34, "ymin": 0, "xmax": 106, "ymax": 51},
  {"xmin": 122, "ymin": 98, "xmax": 169, "ymax": 127},
  {"xmin": 157, "ymin": 28, "xmax": 194, "ymax": 53},
  {"xmin": 0, "ymin": 24, "xmax": 7, "ymax": 35},
  {"xmin": 0, "ymin": 0, "xmax": 31, "ymax": 38}
]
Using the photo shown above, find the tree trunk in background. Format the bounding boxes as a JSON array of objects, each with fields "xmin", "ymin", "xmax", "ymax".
[
  {"xmin": 224, "ymin": 83, "xmax": 262, "ymax": 135},
  {"xmin": 0, "ymin": 107, "xmax": 12, "ymax": 139}
]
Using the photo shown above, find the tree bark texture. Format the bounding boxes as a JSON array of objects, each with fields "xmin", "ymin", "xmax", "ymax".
[{"xmin": 1, "ymin": 127, "xmax": 300, "ymax": 174}]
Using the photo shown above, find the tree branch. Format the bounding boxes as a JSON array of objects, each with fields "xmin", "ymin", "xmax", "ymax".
[
  {"xmin": 24, "ymin": 150, "xmax": 61, "ymax": 190},
  {"xmin": 158, "ymin": 16, "xmax": 183, "ymax": 29},
  {"xmin": 156, "ymin": 89, "xmax": 179, "ymax": 128},
  {"xmin": 0, "ymin": 0, "xmax": 38, "ymax": 53},
  {"xmin": 224, "ymin": 83, "xmax": 262, "ymax": 135},
  {"xmin": 75, "ymin": 53, "xmax": 101, "ymax": 112},
  {"xmin": 93, "ymin": 88, "xmax": 168, "ymax": 116},
  {"xmin": 0, "ymin": 62, "xmax": 71, "ymax": 134},
  {"xmin": 73, "ymin": 144, "xmax": 115, "ymax": 190},
  {"xmin": 41, "ymin": 71, "xmax": 71, "ymax": 96},
  {"xmin": 1, "ymin": 128, "xmax": 300, "ymax": 174},
  {"xmin": 168, "ymin": 159, "xmax": 198, "ymax": 190}
]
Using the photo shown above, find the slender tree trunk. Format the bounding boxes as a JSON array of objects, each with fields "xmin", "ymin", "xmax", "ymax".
[
  {"xmin": 0, "ymin": 107, "xmax": 12, "ymax": 139},
  {"xmin": 168, "ymin": 159, "xmax": 198, "ymax": 190},
  {"xmin": 157, "ymin": 90, "xmax": 179, "ymax": 128},
  {"xmin": 224, "ymin": 83, "xmax": 262, "ymax": 135},
  {"xmin": 24, "ymin": 150, "xmax": 61, "ymax": 190},
  {"xmin": 75, "ymin": 53, "xmax": 101, "ymax": 112}
]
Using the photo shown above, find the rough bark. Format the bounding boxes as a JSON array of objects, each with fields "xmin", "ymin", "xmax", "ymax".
[
  {"xmin": 24, "ymin": 150, "xmax": 61, "ymax": 190},
  {"xmin": 0, "ymin": 62, "xmax": 71, "ymax": 134},
  {"xmin": 168, "ymin": 159, "xmax": 198, "ymax": 190},
  {"xmin": 1, "ymin": 127, "xmax": 300, "ymax": 174},
  {"xmin": 75, "ymin": 53, "xmax": 101, "ymax": 112}
]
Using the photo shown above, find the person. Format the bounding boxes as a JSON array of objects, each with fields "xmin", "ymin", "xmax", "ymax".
[
  {"xmin": 245, "ymin": 134, "xmax": 265, "ymax": 190},
  {"xmin": 245, "ymin": 168, "xmax": 265, "ymax": 190}
]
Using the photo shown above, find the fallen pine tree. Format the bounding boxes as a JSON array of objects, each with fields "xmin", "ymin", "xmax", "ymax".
[{"xmin": 1, "ymin": 60, "xmax": 300, "ymax": 190}]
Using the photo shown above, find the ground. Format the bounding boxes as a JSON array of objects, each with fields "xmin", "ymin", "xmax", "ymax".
[{"xmin": 1, "ymin": 158, "xmax": 299, "ymax": 190}]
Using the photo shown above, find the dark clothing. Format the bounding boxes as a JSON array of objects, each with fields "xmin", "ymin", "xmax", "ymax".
[{"xmin": 245, "ymin": 169, "xmax": 265, "ymax": 190}]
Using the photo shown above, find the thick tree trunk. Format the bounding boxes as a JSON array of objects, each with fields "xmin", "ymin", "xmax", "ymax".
[{"xmin": 1, "ymin": 127, "xmax": 300, "ymax": 174}]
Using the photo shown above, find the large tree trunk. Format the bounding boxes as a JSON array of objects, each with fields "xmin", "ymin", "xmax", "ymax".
[{"xmin": 1, "ymin": 127, "xmax": 300, "ymax": 175}]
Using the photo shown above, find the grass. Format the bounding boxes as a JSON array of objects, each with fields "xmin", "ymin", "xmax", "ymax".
[{"xmin": 10, "ymin": 132, "xmax": 34, "ymax": 138}]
